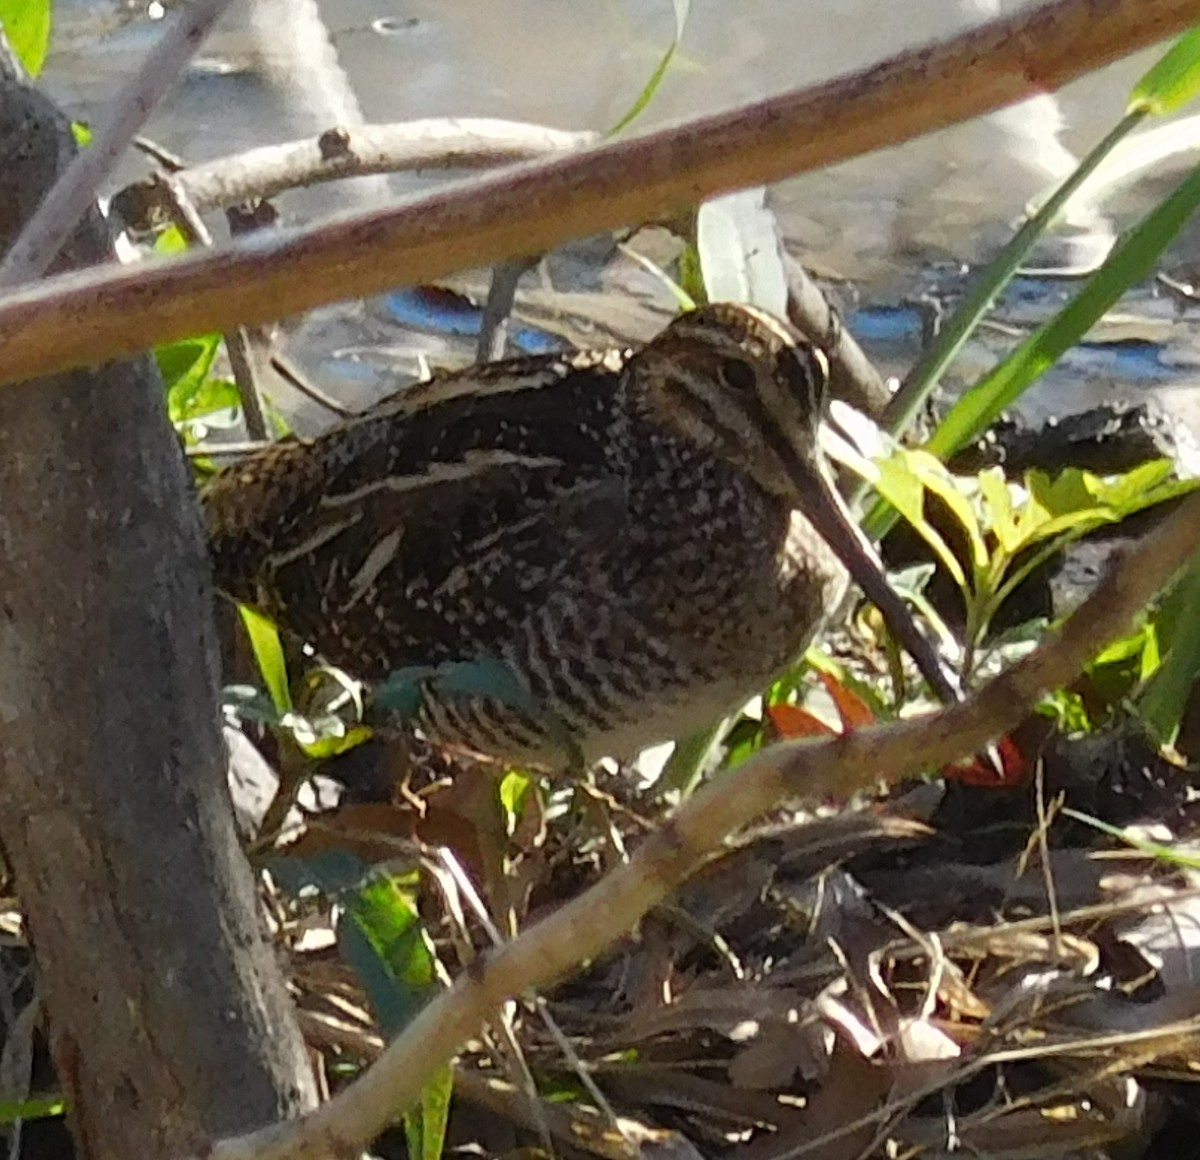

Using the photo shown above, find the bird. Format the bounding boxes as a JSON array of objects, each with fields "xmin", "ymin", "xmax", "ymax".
[{"xmin": 203, "ymin": 302, "xmax": 956, "ymax": 770}]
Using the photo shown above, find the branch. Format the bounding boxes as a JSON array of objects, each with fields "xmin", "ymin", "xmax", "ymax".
[
  {"xmin": 115, "ymin": 119, "xmax": 598, "ymax": 227},
  {"xmin": 206, "ymin": 489, "xmax": 1200, "ymax": 1160},
  {"xmin": 0, "ymin": 0, "xmax": 1195, "ymax": 386},
  {"xmin": 0, "ymin": 0, "xmax": 235, "ymax": 285}
]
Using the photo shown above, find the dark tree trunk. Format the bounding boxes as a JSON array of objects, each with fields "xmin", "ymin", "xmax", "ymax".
[{"xmin": 0, "ymin": 49, "xmax": 317, "ymax": 1160}]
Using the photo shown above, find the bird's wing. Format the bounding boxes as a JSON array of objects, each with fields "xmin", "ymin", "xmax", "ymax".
[{"xmin": 204, "ymin": 350, "xmax": 631, "ymax": 677}]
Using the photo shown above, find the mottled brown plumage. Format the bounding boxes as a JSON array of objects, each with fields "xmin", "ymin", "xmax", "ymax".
[{"xmin": 205, "ymin": 303, "xmax": 951, "ymax": 767}]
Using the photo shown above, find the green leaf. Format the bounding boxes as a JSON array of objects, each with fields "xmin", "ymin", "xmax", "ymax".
[
  {"xmin": 340, "ymin": 873, "xmax": 438, "ymax": 1037},
  {"xmin": 498, "ymin": 769, "xmax": 534, "ymax": 829},
  {"xmin": 0, "ymin": 1096, "xmax": 65, "ymax": 1123},
  {"xmin": 882, "ymin": 111, "xmax": 1142, "ymax": 442},
  {"xmin": 1137, "ymin": 552, "xmax": 1200, "ymax": 743},
  {"xmin": 158, "ymin": 334, "xmax": 226, "ymax": 424},
  {"xmin": 239, "ymin": 604, "xmax": 292, "ymax": 713},
  {"xmin": 70, "ymin": 120, "xmax": 91, "ymax": 147},
  {"xmin": 0, "ymin": 0, "xmax": 51, "ymax": 76},
  {"xmin": 872, "ymin": 452, "xmax": 967, "ymax": 588},
  {"xmin": 978, "ymin": 468, "xmax": 1019, "ymax": 554},
  {"xmin": 1063, "ymin": 808, "xmax": 1200, "ymax": 870},
  {"xmin": 405, "ymin": 1064, "xmax": 453, "ymax": 1160},
  {"xmin": 929, "ymin": 160, "xmax": 1200, "ymax": 459},
  {"xmin": 607, "ymin": 0, "xmax": 691, "ymax": 135},
  {"xmin": 1130, "ymin": 27, "xmax": 1200, "ymax": 116},
  {"xmin": 908, "ymin": 453, "xmax": 988, "ymax": 575},
  {"xmin": 154, "ymin": 224, "xmax": 189, "ymax": 255}
]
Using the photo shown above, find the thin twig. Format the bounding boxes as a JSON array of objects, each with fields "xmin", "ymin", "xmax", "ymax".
[
  {"xmin": 269, "ymin": 352, "xmax": 358, "ymax": 419},
  {"xmin": 783, "ymin": 253, "xmax": 891, "ymax": 418},
  {"xmin": 0, "ymin": 0, "xmax": 1194, "ymax": 387},
  {"xmin": 476, "ymin": 257, "xmax": 538, "ymax": 362},
  {"xmin": 0, "ymin": 0, "xmax": 235, "ymax": 285},
  {"xmin": 205, "ymin": 487, "xmax": 1200, "ymax": 1160},
  {"xmin": 186, "ymin": 441, "xmax": 272, "ymax": 458},
  {"xmin": 117, "ymin": 120, "xmax": 598, "ymax": 228}
]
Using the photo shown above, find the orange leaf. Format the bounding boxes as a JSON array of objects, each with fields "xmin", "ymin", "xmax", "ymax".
[
  {"xmin": 818, "ymin": 672, "xmax": 876, "ymax": 730},
  {"xmin": 768, "ymin": 703, "xmax": 838, "ymax": 738},
  {"xmin": 942, "ymin": 735, "xmax": 1030, "ymax": 787}
]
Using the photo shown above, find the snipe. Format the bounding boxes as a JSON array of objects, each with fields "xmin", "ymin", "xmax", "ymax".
[{"xmin": 204, "ymin": 304, "xmax": 954, "ymax": 768}]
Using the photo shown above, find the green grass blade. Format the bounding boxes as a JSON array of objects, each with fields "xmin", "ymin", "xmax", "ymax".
[
  {"xmin": 883, "ymin": 110, "xmax": 1143, "ymax": 439},
  {"xmin": 928, "ymin": 159, "xmax": 1200, "ymax": 461},
  {"xmin": 607, "ymin": 0, "xmax": 691, "ymax": 135},
  {"xmin": 1137, "ymin": 552, "xmax": 1200, "ymax": 743},
  {"xmin": 1130, "ymin": 27, "xmax": 1200, "ymax": 115},
  {"xmin": 238, "ymin": 604, "xmax": 292, "ymax": 713}
]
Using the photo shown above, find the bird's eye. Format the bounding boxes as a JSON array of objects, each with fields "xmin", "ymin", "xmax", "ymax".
[{"xmin": 719, "ymin": 357, "xmax": 757, "ymax": 393}]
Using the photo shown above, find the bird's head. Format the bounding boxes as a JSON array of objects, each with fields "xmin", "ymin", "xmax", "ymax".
[
  {"xmin": 630, "ymin": 302, "xmax": 831, "ymax": 502},
  {"xmin": 631, "ymin": 302, "xmax": 961, "ymax": 706}
]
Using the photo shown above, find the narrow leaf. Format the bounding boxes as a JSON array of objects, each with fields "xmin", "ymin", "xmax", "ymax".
[
  {"xmin": 607, "ymin": 0, "xmax": 691, "ymax": 136},
  {"xmin": 1130, "ymin": 28, "xmax": 1200, "ymax": 116},
  {"xmin": 1137, "ymin": 552, "xmax": 1200, "ymax": 743},
  {"xmin": 929, "ymin": 160, "xmax": 1200, "ymax": 459},
  {"xmin": 340, "ymin": 874, "xmax": 437, "ymax": 1037},
  {"xmin": 0, "ymin": 0, "xmax": 51, "ymax": 76},
  {"xmin": 239, "ymin": 605, "xmax": 291, "ymax": 713},
  {"xmin": 405, "ymin": 1064, "xmax": 453, "ymax": 1160}
]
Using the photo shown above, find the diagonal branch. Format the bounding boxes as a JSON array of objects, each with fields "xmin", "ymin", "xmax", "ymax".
[
  {"xmin": 205, "ymin": 489, "xmax": 1200, "ymax": 1160},
  {"xmin": 0, "ymin": 0, "xmax": 1195, "ymax": 387}
]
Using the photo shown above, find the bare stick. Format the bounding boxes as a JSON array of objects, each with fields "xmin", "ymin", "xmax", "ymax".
[
  {"xmin": 476, "ymin": 256, "xmax": 538, "ymax": 362},
  {"xmin": 116, "ymin": 120, "xmax": 598, "ymax": 228},
  {"xmin": 205, "ymin": 488, "xmax": 1200, "ymax": 1160},
  {"xmin": 0, "ymin": 0, "xmax": 1192, "ymax": 387},
  {"xmin": 784, "ymin": 254, "xmax": 891, "ymax": 418},
  {"xmin": 0, "ymin": 0, "xmax": 235, "ymax": 285}
]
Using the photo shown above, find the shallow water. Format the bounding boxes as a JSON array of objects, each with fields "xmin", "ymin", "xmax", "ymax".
[{"xmin": 38, "ymin": 0, "xmax": 1200, "ymax": 435}]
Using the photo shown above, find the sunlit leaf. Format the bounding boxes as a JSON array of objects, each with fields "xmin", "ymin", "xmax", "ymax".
[
  {"xmin": 873, "ymin": 455, "xmax": 966, "ymax": 588},
  {"xmin": 607, "ymin": 0, "xmax": 691, "ymax": 135},
  {"xmin": 405, "ymin": 1064, "xmax": 453, "ymax": 1160},
  {"xmin": 154, "ymin": 224, "xmax": 189, "ymax": 255},
  {"xmin": 0, "ymin": 1097, "xmax": 65, "ymax": 1123},
  {"xmin": 340, "ymin": 873, "xmax": 438, "ymax": 1037},
  {"xmin": 617, "ymin": 242, "xmax": 695, "ymax": 310},
  {"xmin": 239, "ymin": 605, "xmax": 291, "ymax": 713},
  {"xmin": 1130, "ymin": 28, "xmax": 1200, "ymax": 116},
  {"xmin": 1063, "ymin": 808, "xmax": 1200, "ymax": 869},
  {"xmin": 929, "ymin": 161, "xmax": 1200, "ymax": 459},
  {"xmin": 1137, "ymin": 553, "xmax": 1200, "ymax": 743},
  {"xmin": 978, "ymin": 468, "xmax": 1019, "ymax": 554},
  {"xmin": 498, "ymin": 768, "xmax": 534, "ymax": 833},
  {"xmin": 907, "ymin": 452, "xmax": 988, "ymax": 575},
  {"xmin": 0, "ymin": 0, "xmax": 51, "ymax": 76}
]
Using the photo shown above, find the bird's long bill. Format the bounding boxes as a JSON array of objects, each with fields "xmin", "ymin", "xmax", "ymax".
[{"xmin": 791, "ymin": 459, "xmax": 962, "ymax": 705}]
